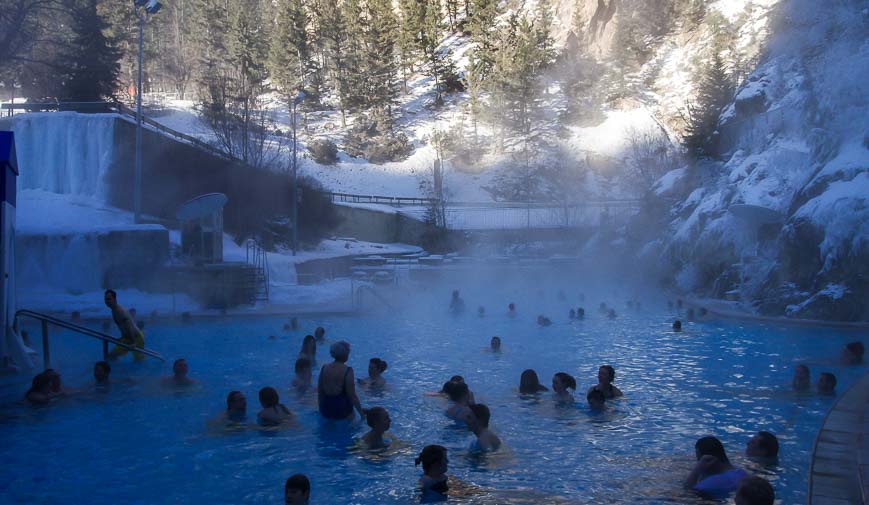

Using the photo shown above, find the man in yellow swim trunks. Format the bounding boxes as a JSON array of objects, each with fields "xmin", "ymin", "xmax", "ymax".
[{"xmin": 104, "ymin": 289, "xmax": 145, "ymax": 361}]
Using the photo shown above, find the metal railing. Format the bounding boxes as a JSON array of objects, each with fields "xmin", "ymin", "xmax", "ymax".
[
  {"xmin": 14, "ymin": 309, "xmax": 166, "ymax": 369},
  {"xmin": 245, "ymin": 239, "xmax": 270, "ymax": 304}
]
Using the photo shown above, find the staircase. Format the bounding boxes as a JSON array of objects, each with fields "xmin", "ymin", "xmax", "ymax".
[{"xmin": 245, "ymin": 240, "xmax": 269, "ymax": 305}]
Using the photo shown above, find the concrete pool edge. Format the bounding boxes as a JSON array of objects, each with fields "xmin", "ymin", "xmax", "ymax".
[
  {"xmin": 808, "ymin": 370, "xmax": 869, "ymax": 505},
  {"xmin": 684, "ymin": 298, "xmax": 869, "ymax": 330}
]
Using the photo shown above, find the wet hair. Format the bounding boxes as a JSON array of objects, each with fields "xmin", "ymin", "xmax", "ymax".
[
  {"xmin": 104, "ymin": 289, "xmax": 117, "ymax": 299},
  {"xmin": 672, "ymin": 320, "xmax": 682, "ymax": 331},
  {"xmin": 314, "ymin": 326, "xmax": 325, "ymax": 339},
  {"xmin": 508, "ymin": 303, "xmax": 515, "ymax": 310},
  {"xmin": 301, "ymin": 335, "xmax": 316, "ymax": 354},
  {"xmin": 330, "ymin": 341, "xmax": 350, "ymax": 362},
  {"xmin": 754, "ymin": 431, "xmax": 779, "ymax": 458},
  {"xmin": 554, "ymin": 372, "xmax": 577, "ymax": 390},
  {"xmin": 818, "ymin": 372, "xmax": 837, "ymax": 392},
  {"xmin": 452, "ymin": 290, "xmax": 460, "ymax": 298},
  {"xmin": 173, "ymin": 358, "xmax": 186, "ymax": 367},
  {"xmin": 94, "ymin": 361, "xmax": 111, "ymax": 375},
  {"xmin": 577, "ymin": 308, "xmax": 584, "ymax": 317},
  {"xmin": 415, "ymin": 444, "xmax": 447, "ymax": 472},
  {"xmin": 735, "ymin": 476, "xmax": 774, "ymax": 505},
  {"xmin": 369, "ymin": 358, "xmax": 388, "ymax": 373},
  {"xmin": 366, "ymin": 406, "xmax": 388, "ymax": 428},
  {"xmin": 845, "ymin": 341, "xmax": 865, "ymax": 362},
  {"xmin": 586, "ymin": 387, "xmax": 605, "ymax": 405},
  {"xmin": 226, "ymin": 390, "xmax": 244, "ymax": 410},
  {"xmin": 28, "ymin": 372, "xmax": 52, "ymax": 394},
  {"xmin": 519, "ymin": 369, "xmax": 547, "ymax": 394},
  {"xmin": 695, "ymin": 436, "xmax": 730, "ymax": 464},
  {"xmin": 600, "ymin": 365, "xmax": 616, "ymax": 382},
  {"xmin": 445, "ymin": 381, "xmax": 469, "ymax": 402},
  {"xmin": 259, "ymin": 387, "xmax": 279, "ymax": 408},
  {"xmin": 469, "ymin": 404, "xmax": 490, "ymax": 428},
  {"xmin": 294, "ymin": 357, "xmax": 311, "ymax": 373},
  {"xmin": 285, "ymin": 474, "xmax": 310, "ymax": 495}
]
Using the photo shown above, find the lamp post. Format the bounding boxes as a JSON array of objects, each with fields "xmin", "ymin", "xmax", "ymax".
[
  {"xmin": 132, "ymin": 0, "xmax": 162, "ymax": 224},
  {"xmin": 291, "ymin": 91, "xmax": 305, "ymax": 256}
]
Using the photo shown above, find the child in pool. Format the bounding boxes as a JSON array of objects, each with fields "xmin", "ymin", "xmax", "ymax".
[
  {"xmin": 417, "ymin": 444, "xmax": 449, "ymax": 497},
  {"xmin": 464, "ymin": 403, "xmax": 501, "ymax": 452},
  {"xmin": 284, "ymin": 474, "xmax": 310, "ymax": 505},
  {"xmin": 257, "ymin": 387, "xmax": 293, "ymax": 426},
  {"xmin": 291, "ymin": 358, "xmax": 313, "ymax": 396},
  {"xmin": 552, "ymin": 372, "xmax": 577, "ymax": 404},
  {"xmin": 444, "ymin": 382, "xmax": 473, "ymax": 422},
  {"xmin": 360, "ymin": 406, "xmax": 392, "ymax": 449},
  {"xmin": 357, "ymin": 358, "xmax": 388, "ymax": 389}
]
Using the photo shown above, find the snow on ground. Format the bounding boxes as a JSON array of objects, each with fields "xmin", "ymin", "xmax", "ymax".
[{"xmin": 16, "ymin": 189, "xmax": 155, "ymax": 235}]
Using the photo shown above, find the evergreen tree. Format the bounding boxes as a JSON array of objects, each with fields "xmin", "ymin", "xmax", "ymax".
[
  {"xmin": 268, "ymin": 0, "xmax": 309, "ymax": 94},
  {"xmin": 190, "ymin": 0, "xmax": 229, "ymax": 91},
  {"xmin": 534, "ymin": 0, "xmax": 555, "ymax": 68},
  {"xmin": 396, "ymin": 0, "xmax": 424, "ymax": 91},
  {"xmin": 362, "ymin": 0, "xmax": 400, "ymax": 116},
  {"xmin": 682, "ymin": 45, "xmax": 735, "ymax": 158},
  {"xmin": 63, "ymin": 0, "xmax": 122, "ymax": 101},
  {"xmin": 310, "ymin": 0, "xmax": 350, "ymax": 125}
]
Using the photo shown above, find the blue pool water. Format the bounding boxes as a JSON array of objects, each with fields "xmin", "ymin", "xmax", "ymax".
[{"xmin": 0, "ymin": 288, "xmax": 865, "ymax": 504}]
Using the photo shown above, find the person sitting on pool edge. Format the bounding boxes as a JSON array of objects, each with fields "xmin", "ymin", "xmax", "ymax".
[
  {"xmin": 318, "ymin": 340, "xmax": 366, "ymax": 420},
  {"xmin": 842, "ymin": 341, "xmax": 865, "ymax": 365},
  {"xmin": 444, "ymin": 381, "xmax": 473, "ymax": 422},
  {"xmin": 94, "ymin": 361, "xmax": 111, "ymax": 385},
  {"xmin": 589, "ymin": 365, "xmax": 623, "ymax": 399},
  {"xmin": 314, "ymin": 326, "xmax": 326, "ymax": 342},
  {"xmin": 104, "ymin": 289, "xmax": 146, "ymax": 362},
  {"xmin": 464, "ymin": 403, "xmax": 502, "ymax": 452},
  {"xmin": 284, "ymin": 473, "xmax": 311, "ymax": 505},
  {"xmin": 416, "ymin": 444, "xmax": 449, "ymax": 498},
  {"xmin": 257, "ymin": 387, "xmax": 293, "ymax": 426},
  {"xmin": 163, "ymin": 358, "xmax": 196, "ymax": 386},
  {"xmin": 358, "ymin": 358, "xmax": 388, "ymax": 389},
  {"xmin": 226, "ymin": 390, "xmax": 247, "ymax": 422},
  {"xmin": 792, "ymin": 364, "xmax": 810, "ymax": 391},
  {"xmin": 684, "ymin": 436, "xmax": 748, "ymax": 497},
  {"xmin": 587, "ymin": 387, "xmax": 606, "ymax": 411},
  {"xmin": 734, "ymin": 475, "xmax": 774, "ymax": 505},
  {"xmin": 519, "ymin": 369, "xmax": 549, "ymax": 395},
  {"xmin": 818, "ymin": 372, "xmax": 837, "ymax": 395},
  {"xmin": 552, "ymin": 372, "xmax": 577, "ymax": 404},
  {"xmin": 292, "ymin": 358, "xmax": 312, "ymax": 396},
  {"xmin": 490, "ymin": 336, "xmax": 501, "ymax": 352},
  {"xmin": 361, "ymin": 406, "xmax": 392, "ymax": 449},
  {"xmin": 745, "ymin": 431, "xmax": 778, "ymax": 463}
]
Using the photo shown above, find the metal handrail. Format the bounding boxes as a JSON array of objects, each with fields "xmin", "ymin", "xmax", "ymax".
[{"xmin": 14, "ymin": 309, "xmax": 166, "ymax": 369}]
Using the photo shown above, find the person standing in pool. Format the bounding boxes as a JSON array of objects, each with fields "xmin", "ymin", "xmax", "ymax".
[
  {"xmin": 361, "ymin": 406, "xmax": 392, "ymax": 449},
  {"xmin": 444, "ymin": 381, "xmax": 473, "ymax": 422},
  {"xmin": 258, "ymin": 387, "xmax": 293, "ymax": 425},
  {"xmin": 519, "ymin": 369, "xmax": 549, "ymax": 395},
  {"xmin": 588, "ymin": 365, "xmax": 623, "ymax": 399},
  {"xmin": 318, "ymin": 341, "xmax": 366, "ymax": 420},
  {"xmin": 104, "ymin": 289, "xmax": 146, "ymax": 361},
  {"xmin": 818, "ymin": 372, "xmax": 837, "ymax": 395},
  {"xmin": 449, "ymin": 290, "xmax": 466, "ymax": 314},
  {"xmin": 292, "ymin": 358, "xmax": 313, "ymax": 396}
]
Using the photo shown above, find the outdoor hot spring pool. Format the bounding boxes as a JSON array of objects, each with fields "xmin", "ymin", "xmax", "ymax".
[{"xmin": 0, "ymin": 292, "xmax": 864, "ymax": 504}]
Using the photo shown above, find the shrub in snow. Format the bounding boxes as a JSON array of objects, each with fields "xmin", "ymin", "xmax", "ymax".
[
  {"xmin": 308, "ymin": 139, "xmax": 338, "ymax": 165},
  {"xmin": 344, "ymin": 115, "xmax": 413, "ymax": 164}
]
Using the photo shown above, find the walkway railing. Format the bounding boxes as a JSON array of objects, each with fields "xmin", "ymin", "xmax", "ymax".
[
  {"xmin": 14, "ymin": 309, "xmax": 166, "ymax": 369},
  {"xmin": 245, "ymin": 239, "xmax": 270, "ymax": 304}
]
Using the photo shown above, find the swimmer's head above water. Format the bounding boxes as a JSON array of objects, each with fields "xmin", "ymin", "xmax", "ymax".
[
  {"xmin": 226, "ymin": 390, "xmax": 247, "ymax": 414},
  {"xmin": 366, "ymin": 406, "xmax": 391, "ymax": 432},
  {"xmin": 818, "ymin": 372, "xmax": 837, "ymax": 395},
  {"xmin": 519, "ymin": 369, "xmax": 548, "ymax": 394},
  {"xmin": 746, "ymin": 431, "xmax": 778, "ymax": 460},
  {"xmin": 94, "ymin": 361, "xmax": 110, "ymax": 384},
  {"xmin": 284, "ymin": 474, "xmax": 310, "ymax": 505},
  {"xmin": 792, "ymin": 364, "xmax": 810, "ymax": 391},
  {"xmin": 368, "ymin": 358, "xmax": 388, "ymax": 378},
  {"xmin": 672, "ymin": 320, "xmax": 682, "ymax": 331},
  {"xmin": 416, "ymin": 444, "xmax": 448, "ymax": 477},
  {"xmin": 490, "ymin": 336, "xmax": 501, "ymax": 351},
  {"xmin": 173, "ymin": 359, "xmax": 189, "ymax": 379},
  {"xmin": 552, "ymin": 372, "xmax": 576, "ymax": 393},
  {"xmin": 586, "ymin": 388, "xmax": 606, "ymax": 410}
]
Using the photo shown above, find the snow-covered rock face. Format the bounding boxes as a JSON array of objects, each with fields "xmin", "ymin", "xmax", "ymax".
[{"xmin": 651, "ymin": 0, "xmax": 869, "ymax": 321}]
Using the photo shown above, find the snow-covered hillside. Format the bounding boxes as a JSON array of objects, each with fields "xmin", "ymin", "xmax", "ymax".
[{"xmin": 640, "ymin": 0, "xmax": 869, "ymax": 321}]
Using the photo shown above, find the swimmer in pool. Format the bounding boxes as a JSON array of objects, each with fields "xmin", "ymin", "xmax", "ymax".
[
  {"xmin": 684, "ymin": 436, "xmax": 748, "ymax": 496},
  {"xmin": 569, "ymin": 309, "xmax": 576, "ymax": 319},
  {"xmin": 361, "ymin": 406, "xmax": 392, "ymax": 449},
  {"xmin": 257, "ymin": 387, "xmax": 293, "ymax": 425},
  {"xmin": 842, "ymin": 341, "xmax": 865, "ymax": 365},
  {"xmin": 357, "ymin": 358, "xmax": 388, "ymax": 389},
  {"xmin": 477, "ymin": 306, "xmax": 485, "ymax": 318},
  {"xmin": 537, "ymin": 315, "xmax": 552, "ymax": 326},
  {"xmin": 490, "ymin": 336, "xmax": 501, "ymax": 352},
  {"xmin": 44, "ymin": 369, "xmax": 72, "ymax": 395},
  {"xmin": 94, "ymin": 361, "xmax": 111, "ymax": 385},
  {"xmin": 818, "ymin": 372, "xmax": 837, "ymax": 395},
  {"xmin": 519, "ymin": 369, "xmax": 549, "ymax": 395},
  {"xmin": 444, "ymin": 381, "xmax": 473, "ymax": 422},
  {"xmin": 586, "ymin": 387, "xmax": 606, "ymax": 411},
  {"xmin": 298, "ymin": 335, "xmax": 317, "ymax": 366},
  {"xmin": 25, "ymin": 372, "xmax": 58, "ymax": 405},
  {"xmin": 507, "ymin": 303, "xmax": 516, "ymax": 317},
  {"xmin": 426, "ymin": 376, "xmax": 476, "ymax": 403},
  {"xmin": 745, "ymin": 431, "xmax": 778, "ymax": 464},
  {"xmin": 284, "ymin": 474, "xmax": 310, "ymax": 505},
  {"xmin": 163, "ymin": 358, "xmax": 196, "ymax": 386},
  {"xmin": 104, "ymin": 289, "xmax": 146, "ymax": 362},
  {"xmin": 792, "ymin": 364, "xmax": 810, "ymax": 391},
  {"xmin": 576, "ymin": 307, "xmax": 585, "ymax": 319},
  {"xmin": 607, "ymin": 308, "xmax": 617, "ymax": 319},
  {"xmin": 291, "ymin": 358, "xmax": 313, "ymax": 396},
  {"xmin": 416, "ymin": 444, "xmax": 449, "ymax": 497},
  {"xmin": 464, "ymin": 403, "xmax": 501, "ymax": 452},
  {"xmin": 734, "ymin": 475, "xmax": 774, "ymax": 505},
  {"xmin": 589, "ymin": 365, "xmax": 623, "ymax": 399},
  {"xmin": 318, "ymin": 340, "xmax": 366, "ymax": 420},
  {"xmin": 672, "ymin": 320, "xmax": 682, "ymax": 331},
  {"xmin": 552, "ymin": 372, "xmax": 577, "ymax": 404},
  {"xmin": 225, "ymin": 391, "xmax": 247, "ymax": 422},
  {"xmin": 314, "ymin": 326, "xmax": 326, "ymax": 342},
  {"xmin": 449, "ymin": 290, "xmax": 466, "ymax": 314}
]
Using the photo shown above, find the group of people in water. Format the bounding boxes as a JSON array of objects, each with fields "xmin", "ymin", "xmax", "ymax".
[{"xmin": 21, "ymin": 289, "xmax": 866, "ymax": 504}]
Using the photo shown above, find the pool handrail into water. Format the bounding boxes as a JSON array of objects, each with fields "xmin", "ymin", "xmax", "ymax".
[{"xmin": 14, "ymin": 309, "xmax": 166, "ymax": 368}]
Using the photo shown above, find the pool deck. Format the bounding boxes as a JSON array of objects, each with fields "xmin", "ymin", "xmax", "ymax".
[{"xmin": 808, "ymin": 370, "xmax": 869, "ymax": 505}]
